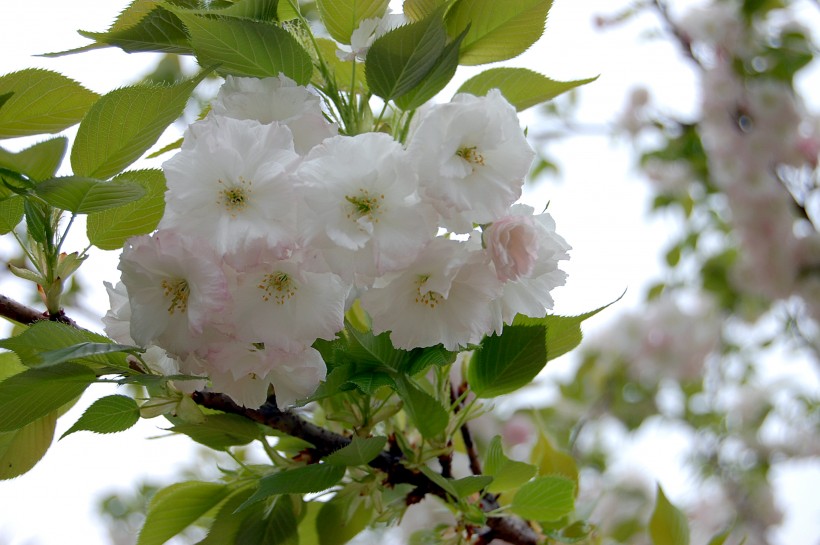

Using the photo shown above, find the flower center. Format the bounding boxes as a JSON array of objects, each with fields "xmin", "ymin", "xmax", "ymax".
[
  {"xmin": 456, "ymin": 146, "xmax": 485, "ymax": 168},
  {"xmin": 161, "ymin": 278, "xmax": 190, "ymax": 315},
  {"xmin": 414, "ymin": 274, "xmax": 443, "ymax": 309},
  {"xmin": 258, "ymin": 271, "xmax": 297, "ymax": 304},
  {"xmin": 345, "ymin": 189, "xmax": 384, "ymax": 223},
  {"xmin": 217, "ymin": 176, "xmax": 252, "ymax": 217}
]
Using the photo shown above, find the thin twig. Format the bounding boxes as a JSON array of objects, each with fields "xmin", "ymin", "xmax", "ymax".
[{"xmin": 0, "ymin": 293, "xmax": 77, "ymax": 326}]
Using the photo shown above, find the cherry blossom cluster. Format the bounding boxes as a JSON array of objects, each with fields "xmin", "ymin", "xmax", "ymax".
[{"xmin": 104, "ymin": 75, "xmax": 570, "ymax": 408}]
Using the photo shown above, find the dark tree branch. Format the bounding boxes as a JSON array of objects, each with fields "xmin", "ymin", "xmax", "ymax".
[
  {"xmin": 193, "ymin": 391, "xmax": 541, "ymax": 545},
  {"xmin": 451, "ymin": 382, "xmax": 482, "ymax": 476},
  {"xmin": 0, "ymin": 293, "xmax": 77, "ymax": 327}
]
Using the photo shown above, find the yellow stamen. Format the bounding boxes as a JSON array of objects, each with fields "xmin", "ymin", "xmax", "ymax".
[
  {"xmin": 161, "ymin": 279, "xmax": 190, "ymax": 315},
  {"xmin": 258, "ymin": 271, "xmax": 297, "ymax": 304}
]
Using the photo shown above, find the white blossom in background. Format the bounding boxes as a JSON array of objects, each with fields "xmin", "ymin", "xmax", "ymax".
[
  {"xmin": 118, "ymin": 230, "xmax": 230, "ymax": 357},
  {"xmin": 211, "ymin": 74, "xmax": 338, "ymax": 154},
  {"xmin": 336, "ymin": 10, "xmax": 407, "ymax": 62},
  {"xmin": 408, "ymin": 89, "xmax": 535, "ymax": 232},
  {"xmin": 160, "ymin": 115, "xmax": 301, "ymax": 255},
  {"xmin": 584, "ymin": 296, "xmax": 721, "ymax": 385}
]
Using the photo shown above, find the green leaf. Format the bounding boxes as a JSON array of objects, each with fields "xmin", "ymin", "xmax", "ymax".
[
  {"xmin": 236, "ymin": 495, "xmax": 301, "ymax": 545},
  {"xmin": 394, "ymin": 28, "xmax": 466, "ymax": 111},
  {"xmin": 401, "ymin": 345, "xmax": 455, "ymax": 376},
  {"xmin": 467, "ymin": 325, "xmax": 547, "ymax": 398},
  {"xmin": 23, "ymin": 198, "xmax": 50, "ymax": 244},
  {"xmin": 649, "ymin": 486, "xmax": 690, "ymax": 545},
  {"xmin": 170, "ymin": 413, "xmax": 260, "ymax": 450},
  {"xmin": 87, "ymin": 169, "xmax": 167, "ymax": 250},
  {"xmin": 512, "ymin": 297, "xmax": 620, "ymax": 361},
  {"xmin": 510, "ymin": 476, "xmax": 575, "ymax": 522},
  {"xmin": 325, "ymin": 435, "xmax": 387, "ymax": 466},
  {"xmin": 0, "ymin": 321, "xmax": 129, "ymax": 370},
  {"xmin": 394, "ymin": 376, "xmax": 448, "ymax": 438},
  {"xmin": 198, "ymin": 0, "xmax": 281, "ymax": 21},
  {"xmin": 197, "ymin": 487, "xmax": 255, "ymax": 545},
  {"xmin": 79, "ymin": 5, "xmax": 193, "ymax": 54},
  {"xmin": 0, "ymin": 410, "xmax": 57, "ymax": 480},
  {"xmin": 451, "ymin": 475, "xmax": 493, "ymax": 498},
  {"xmin": 418, "ymin": 465, "xmax": 457, "ymax": 497},
  {"xmin": 138, "ymin": 481, "xmax": 230, "ymax": 545},
  {"xmin": 176, "ymin": 13, "xmax": 312, "ymax": 84},
  {"xmin": 531, "ymin": 433, "xmax": 578, "ymax": 486},
  {"xmin": 61, "ymin": 394, "xmax": 140, "ymax": 439},
  {"xmin": 239, "ymin": 464, "xmax": 345, "ymax": 510},
  {"xmin": 35, "ymin": 176, "xmax": 145, "ymax": 214},
  {"xmin": 316, "ymin": 495, "xmax": 372, "ymax": 545},
  {"xmin": 38, "ymin": 342, "xmax": 140, "ymax": 368},
  {"xmin": 317, "ymin": 0, "xmax": 390, "ymax": 44},
  {"xmin": 403, "ymin": 0, "xmax": 447, "ymax": 22},
  {"xmin": 71, "ymin": 74, "xmax": 206, "ymax": 180},
  {"xmin": 0, "ymin": 138, "xmax": 68, "ymax": 181},
  {"xmin": 457, "ymin": 68, "xmax": 597, "ymax": 111},
  {"xmin": 0, "ymin": 69, "xmax": 99, "ymax": 137},
  {"xmin": 347, "ymin": 371, "xmax": 395, "ymax": 394},
  {"xmin": 483, "ymin": 436, "xmax": 537, "ymax": 494},
  {"xmin": 0, "ymin": 194, "xmax": 23, "ymax": 234},
  {"xmin": 0, "ymin": 362, "xmax": 96, "ymax": 432},
  {"xmin": 445, "ymin": 0, "xmax": 552, "ymax": 65},
  {"xmin": 366, "ymin": 12, "xmax": 448, "ymax": 101},
  {"xmin": 345, "ymin": 321, "xmax": 411, "ymax": 370}
]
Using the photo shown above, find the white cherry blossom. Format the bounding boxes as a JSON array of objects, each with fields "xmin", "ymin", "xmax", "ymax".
[
  {"xmin": 407, "ymin": 89, "xmax": 535, "ymax": 231},
  {"xmin": 160, "ymin": 115, "xmax": 301, "ymax": 256}
]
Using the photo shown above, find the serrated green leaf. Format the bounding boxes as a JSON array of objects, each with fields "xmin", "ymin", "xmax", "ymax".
[
  {"xmin": 233, "ymin": 495, "xmax": 300, "ymax": 545},
  {"xmin": 401, "ymin": 344, "xmax": 454, "ymax": 375},
  {"xmin": 325, "ymin": 435, "xmax": 387, "ymax": 466},
  {"xmin": 510, "ymin": 475, "xmax": 575, "ymax": 522},
  {"xmin": 531, "ymin": 433, "xmax": 578, "ymax": 486},
  {"xmin": 35, "ymin": 176, "xmax": 145, "ymax": 214},
  {"xmin": 395, "ymin": 376, "xmax": 448, "ymax": 438},
  {"xmin": 79, "ymin": 5, "xmax": 192, "ymax": 54},
  {"xmin": 87, "ymin": 169, "xmax": 166, "ymax": 250},
  {"xmin": 71, "ymin": 74, "xmax": 205, "ymax": 180},
  {"xmin": 317, "ymin": 0, "xmax": 390, "ymax": 44},
  {"xmin": 0, "ymin": 362, "xmax": 96, "ymax": 432},
  {"xmin": 451, "ymin": 475, "xmax": 493, "ymax": 498},
  {"xmin": 196, "ymin": 487, "xmax": 256, "ymax": 545},
  {"xmin": 0, "ymin": 410, "xmax": 57, "ymax": 480},
  {"xmin": 61, "ymin": 394, "xmax": 140, "ymax": 439},
  {"xmin": 345, "ymin": 321, "xmax": 411, "ymax": 370},
  {"xmin": 403, "ymin": 0, "xmax": 447, "ymax": 21},
  {"xmin": 457, "ymin": 68, "xmax": 597, "ymax": 111},
  {"xmin": 0, "ymin": 91, "xmax": 11, "ymax": 110},
  {"xmin": 170, "ymin": 413, "xmax": 260, "ymax": 450},
  {"xmin": 194, "ymin": 0, "xmax": 281, "ymax": 21},
  {"xmin": 38, "ymin": 342, "xmax": 141, "ymax": 368},
  {"xmin": 23, "ymin": 198, "xmax": 50, "ymax": 244},
  {"xmin": 512, "ymin": 297, "xmax": 620, "ymax": 362},
  {"xmin": 366, "ymin": 12, "xmax": 447, "ymax": 101},
  {"xmin": 239, "ymin": 464, "xmax": 345, "ymax": 510},
  {"xmin": 418, "ymin": 465, "xmax": 457, "ymax": 497},
  {"xmin": 0, "ymin": 138, "xmax": 67, "ymax": 181},
  {"xmin": 0, "ymin": 69, "xmax": 99, "ymax": 137},
  {"xmin": 445, "ymin": 0, "xmax": 552, "ymax": 65},
  {"xmin": 467, "ymin": 324, "xmax": 547, "ymax": 398},
  {"xmin": 347, "ymin": 371, "xmax": 395, "ymax": 394},
  {"xmin": 138, "ymin": 481, "xmax": 230, "ymax": 545},
  {"xmin": 394, "ymin": 27, "xmax": 465, "ymax": 111},
  {"xmin": 316, "ymin": 496, "xmax": 372, "ymax": 545},
  {"xmin": 649, "ymin": 486, "xmax": 690, "ymax": 545},
  {"xmin": 0, "ymin": 194, "xmax": 23, "ymax": 234},
  {"xmin": 483, "ymin": 436, "xmax": 537, "ymax": 494},
  {"xmin": 0, "ymin": 320, "xmax": 129, "ymax": 370},
  {"xmin": 176, "ymin": 13, "xmax": 312, "ymax": 84}
]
